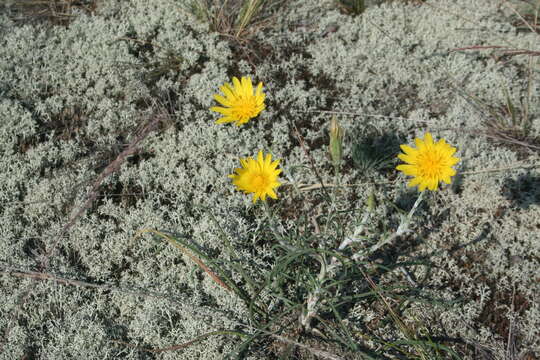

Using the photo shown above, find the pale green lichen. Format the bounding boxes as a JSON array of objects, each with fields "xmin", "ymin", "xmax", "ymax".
[{"xmin": 0, "ymin": 0, "xmax": 538, "ymax": 358}]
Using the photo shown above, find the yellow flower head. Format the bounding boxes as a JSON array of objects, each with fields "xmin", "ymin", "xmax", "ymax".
[
  {"xmin": 229, "ymin": 150, "xmax": 282, "ymax": 203},
  {"xmin": 210, "ymin": 76, "xmax": 265, "ymax": 126},
  {"xmin": 396, "ymin": 132, "xmax": 460, "ymax": 191}
]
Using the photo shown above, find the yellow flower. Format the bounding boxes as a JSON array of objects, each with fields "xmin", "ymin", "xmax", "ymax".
[
  {"xmin": 229, "ymin": 150, "xmax": 282, "ymax": 203},
  {"xmin": 396, "ymin": 132, "xmax": 460, "ymax": 191},
  {"xmin": 210, "ymin": 76, "xmax": 265, "ymax": 126}
]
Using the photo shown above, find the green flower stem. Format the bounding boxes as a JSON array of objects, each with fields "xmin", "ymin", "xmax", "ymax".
[
  {"xmin": 302, "ymin": 192, "xmax": 426, "ymax": 331},
  {"xmin": 353, "ymin": 191, "xmax": 425, "ymax": 261},
  {"xmin": 337, "ymin": 201, "xmax": 373, "ymax": 252}
]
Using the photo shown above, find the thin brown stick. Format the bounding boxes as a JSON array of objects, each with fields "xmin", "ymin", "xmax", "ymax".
[
  {"xmin": 2, "ymin": 264, "xmax": 343, "ymax": 360},
  {"xmin": 503, "ymin": 0, "xmax": 537, "ymax": 34},
  {"xmin": 450, "ymin": 45, "xmax": 540, "ymax": 57},
  {"xmin": 39, "ymin": 111, "xmax": 163, "ymax": 270},
  {"xmin": 460, "ymin": 162, "xmax": 540, "ymax": 175},
  {"xmin": 291, "ymin": 122, "xmax": 332, "ymax": 201},
  {"xmin": 295, "ymin": 109, "xmax": 411, "ymax": 121},
  {"xmin": 0, "ymin": 263, "xmax": 213, "ymax": 311},
  {"xmin": 484, "ymin": 129, "xmax": 540, "ymax": 151},
  {"xmin": 0, "ymin": 109, "xmax": 164, "ymax": 353},
  {"xmin": 112, "ymin": 329, "xmax": 344, "ymax": 359}
]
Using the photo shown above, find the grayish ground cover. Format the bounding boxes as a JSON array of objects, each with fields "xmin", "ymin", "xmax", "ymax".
[{"xmin": 0, "ymin": 0, "xmax": 539, "ymax": 358}]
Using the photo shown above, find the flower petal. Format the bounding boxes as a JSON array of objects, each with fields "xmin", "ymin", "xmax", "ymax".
[
  {"xmin": 424, "ymin": 132, "xmax": 434, "ymax": 146},
  {"xmin": 232, "ymin": 77, "xmax": 241, "ymax": 90},
  {"xmin": 220, "ymin": 84, "xmax": 236, "ymax": 100},
  {"xmin": 398, "ymin": 153, "xmax": 417, "ymax": 165},
  {"xmin": 214, "ymin": 94, "xmax": 231, "ymax": 107},
  {"xmin": 396, "ymin": 164, "xmax": 418, "ymax": 176},
  {"xmin": 400, "ymin": 144, "xmax": 418, "ymax": 156},
  {"xmin": 242, "ymin": 77, "xmax": 253, "ymax": 96}
]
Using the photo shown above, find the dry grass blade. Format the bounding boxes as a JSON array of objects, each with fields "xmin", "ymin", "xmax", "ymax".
[
  {"xmin": 446, "ymin": 77, "xmax": 540, "ymax": 155},
  {"xmin": 504, "ymin": 0, "xmax": 540, "ymax": 34},
  {"xmin": 186, "ymin": 0, "xmax": 283, "ymax": 41},
  {"xmin": 235, "ymin": 0, "xmax": 264, "ymax": 37},
  {"xmin": 135, "ymin": 229, "xmax": 232, "ymax": 292},
  {"xmin": 7, "ymin": 0, "xmax": 97, "ymax": 25}
]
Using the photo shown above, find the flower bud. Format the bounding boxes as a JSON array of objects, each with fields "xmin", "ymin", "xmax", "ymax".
[
  {"xmin": 329, "ymin": 116, "xmax": 344, "ymax": 168},
  {"xmin": 366, "ymin": 191, "xmax": 377, "ymax": 211}
]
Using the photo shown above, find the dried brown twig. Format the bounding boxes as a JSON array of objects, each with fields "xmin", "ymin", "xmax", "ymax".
[
  {"xmin": 1, "ymin": 263, "xmax": 343, "ymax": 359},
  {"xmin": 39, "ymin": 111, "xmax": 164, "ymax": 269},
  {"xmin": 0, "ymin": 108, "xmax": 165, "ymax": 353},
  {"xmin": 450, "ymin": 45, "xmax": 540, "ymax": 58}
]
